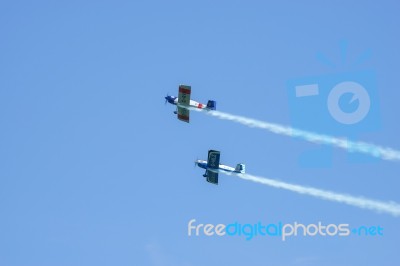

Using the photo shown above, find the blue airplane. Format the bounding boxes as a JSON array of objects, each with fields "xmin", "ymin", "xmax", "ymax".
[
  {"xmin": 195, "ymin": 150, "xmax": 245, "ymax": 185},
  {"xmin": 165, "ymin": 85, "xmax": 216, "ymax": 123}
]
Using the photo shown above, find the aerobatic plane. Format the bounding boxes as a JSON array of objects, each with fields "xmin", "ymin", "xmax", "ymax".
[
  {"xmin": 195, "ymin": 150, "xmax": 245, "ymax": 185},
  {"xmin": 164, "ymin": 85, "xmax": 216, "ymax": 123}
]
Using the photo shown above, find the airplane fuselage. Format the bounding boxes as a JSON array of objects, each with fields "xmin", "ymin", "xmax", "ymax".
[
  {"xmin": 165, "ymin": 96, "xmax": 210, "ymax": 110},
  {"xmin": 195, "ymin": 159, "xmax": 239, "ymax": 174}
]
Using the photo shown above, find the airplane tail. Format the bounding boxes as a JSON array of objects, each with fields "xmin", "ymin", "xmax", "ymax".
[
  {"xmin": 235, "ymin": 163, "xmax": 246, "ymax": 174},
  {"xmin": 206, "ymin": 100, "xmax": 217, "ymax": 110}
]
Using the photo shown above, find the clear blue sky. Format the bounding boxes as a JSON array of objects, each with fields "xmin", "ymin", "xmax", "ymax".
[{"xmin": 1, "ymin": 1, "xmax": 399, "ymax": 265}]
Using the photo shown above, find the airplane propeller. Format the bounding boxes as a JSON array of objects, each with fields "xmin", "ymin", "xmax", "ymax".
[{"xmin": 165, "ymin": 93, "xmax": 169, "ymax": 105}]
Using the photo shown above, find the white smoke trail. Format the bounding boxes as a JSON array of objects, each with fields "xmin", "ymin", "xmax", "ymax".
[
  {"xmin": 225, "ymin": 172, "xmax": 400, "ymax": 217},
  {"xmin": 193, "ymin": 109, "xmax": 400, "ymax": 162}
]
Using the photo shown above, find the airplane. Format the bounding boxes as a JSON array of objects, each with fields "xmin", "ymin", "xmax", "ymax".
[
  {"xmin": 165, "ymin": 85, "xmax": 216, "ymax": 123},
  {"xmin": 195, "ymin": 150, "xmax": 245, "ymax": 185}
]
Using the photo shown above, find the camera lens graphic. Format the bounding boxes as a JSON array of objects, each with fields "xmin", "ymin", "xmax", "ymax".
[{"xmin": 327, "ymin": 81, "xmax": 371, "ymax": 125}]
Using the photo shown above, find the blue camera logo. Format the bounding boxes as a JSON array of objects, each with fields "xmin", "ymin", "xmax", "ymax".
[{"xmin": 287, "ymin": 45, "xmax": 381, "ymax": 167}]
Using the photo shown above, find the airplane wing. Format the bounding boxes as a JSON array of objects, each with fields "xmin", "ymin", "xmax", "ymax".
[
  {"xmin": 206, "ymin": 150, "xmax": 220, "ymax": 184},
  {"xmin": 177, "ymin": 85, "xmax": 191, "ymax": 122},
  {"xmin": 177, "ymin": 106, "xmax": 190, "ymax": 123},
  {"xmin": 207, "ymin": 150, "xmax": 220, "ymax": 169},
  {"xmin": 178, "ymin": 85, "xmax": 191, "ymax": 105},
  {"xmin": 206, "ymin": 170, "xmax": 218, "ymax": 185}
]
